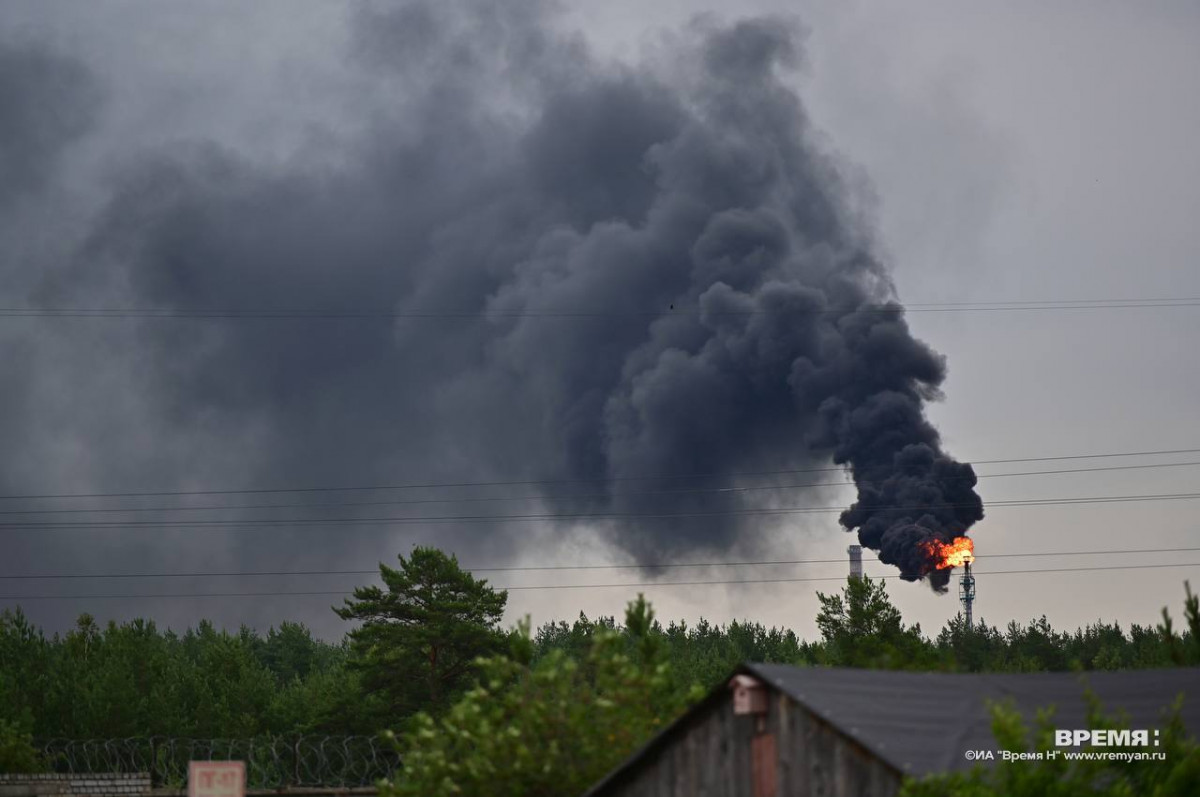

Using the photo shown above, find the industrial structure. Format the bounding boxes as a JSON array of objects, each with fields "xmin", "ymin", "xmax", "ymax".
[
  {"xmin": 847, "ymin": 545, "xmax": 863, "ymax": 580},
  {"xmin": 582, "ymin": 664, "xmax": 1200, "ymax": 797},
  {"xmin": 847, "ymin": 542, "xmax": 974, "ymax": 628},
  {"xmin": 959, "ymin": 561, "xmax": 976, "ymax": 628}
]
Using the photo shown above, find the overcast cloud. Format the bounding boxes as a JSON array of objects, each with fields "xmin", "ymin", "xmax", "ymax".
[{"xmin": 1, "ymin": 1, "xmax": 1197, "ymax": 641}]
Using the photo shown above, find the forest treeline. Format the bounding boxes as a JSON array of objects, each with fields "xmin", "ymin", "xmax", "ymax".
[{"xmin": 2, "ymin": 547, "xmax": 1196, "ymax": 742}]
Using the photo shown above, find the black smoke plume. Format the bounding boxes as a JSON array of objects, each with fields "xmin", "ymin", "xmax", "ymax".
[{"xmin": 3, "ymin": 0, "xmax": 984, "ymax": 628}]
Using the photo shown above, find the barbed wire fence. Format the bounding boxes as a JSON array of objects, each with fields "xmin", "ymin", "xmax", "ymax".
[{"xmin": 38, "ymin": 737, "xmax": 400, "ymax": 789}]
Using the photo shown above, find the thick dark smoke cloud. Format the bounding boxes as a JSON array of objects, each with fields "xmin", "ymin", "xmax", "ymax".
[
  {"xmin": 0, "ymin": 40, "xmax": 101, "ymax": 502},
  {"xmin": 0, "ymin": 43, "xmax": 100, "ymax": 210},
  {"xmin": 2, "ymin": 0, "xmax": 983, "ymax": 628}
]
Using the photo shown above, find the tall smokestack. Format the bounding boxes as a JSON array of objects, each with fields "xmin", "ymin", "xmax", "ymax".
[{"xmin": 847, "ymin": 545, "xmax": 863, "ymax": 581}]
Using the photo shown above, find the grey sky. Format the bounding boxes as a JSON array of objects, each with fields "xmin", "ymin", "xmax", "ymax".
[{"xmin": 1, "ymin": 1, "xmax": 1197, "ymax": 642}]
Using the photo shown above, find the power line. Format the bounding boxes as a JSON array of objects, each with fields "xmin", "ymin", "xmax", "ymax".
[
  {"xmin": 0, "ymin": 490, "xmax": 1196, "ymax": 530},
  {"xmin": 0, "ymin": 297, "xmax": 1197, "ymax": 320},
  {"xmin": 2, "ymin": 446, "xmax": 1199, "ymax": 502},
  {"xmin": 3, "ymin": 561, "xmax": 1197, "ymax": 600},
  {"xmin": 4, "ymin": 546, "xmax": 1199, "ymax": 581},
  {"xmin": 903, "ymin": 297, "xmax": 1200, "ymax": 308},
  {"xmin": 1, "ymin": 459, "xmax": 1195, "ymax": 518}
]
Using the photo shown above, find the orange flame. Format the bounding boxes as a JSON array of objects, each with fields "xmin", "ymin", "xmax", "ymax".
[{"xmin": 920, "ymin": 536, "xmax": 975, "ymax": 570}]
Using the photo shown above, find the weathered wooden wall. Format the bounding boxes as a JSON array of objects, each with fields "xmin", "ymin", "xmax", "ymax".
[
  {"xmin": 771, "ymin": 694, "xmax": 901, "ymax": 796},
  {"xmin": 592, "ymin": 692, "xmax": 902, "ymax": 797}
]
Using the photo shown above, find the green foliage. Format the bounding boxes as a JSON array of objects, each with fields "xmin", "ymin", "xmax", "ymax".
[
  {"xmin": 661, "ymin": 617, "xmax": 811, "ymax": 692},
  {"xmin": 0, "ymin": 718, "xmax": 44, "ymax": 774},
  {"xmin": 815, "ymin": 576, "xmax": 940, "ymax": 668},
  {"xmin": 0, "ymin": 607, "xmax": 359, "ymax": 738},
  {"xmin": 382, "ymin": 595, "xmax": 698, "ymax": 797},
  {"xmin": 260, "ymin": 621, "xmax": 340, "ymax": 684},
  {"xmin": 3, "ymin": 565, "xmax": 1198, "ymax": 749},
  {"xmin": 902, "ymin": 693, "xmax": 1200, "ymax": 796},
  {"xmin": 532, "ymin": 610, "xmax": 811, "ymax": 700},
  {"xmin": 526, "ymin": 578, "xmax": 1198, "ymax": 687},
  {"xmin": 335, "ymin": 547, "xmax": 508, "ymax": 723},
  {"xmin": 932, "ymin": 584, "xmax": 1198, "ymax": 673},
  {"xmin": 1157, "ymin": 581, "xmax": 1200, "ymax": 666}
]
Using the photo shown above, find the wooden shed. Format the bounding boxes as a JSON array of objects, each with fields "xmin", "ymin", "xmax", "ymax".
[{"xmin": 581, "ymin": 663, "xmax": 1200, "ymax": 797}]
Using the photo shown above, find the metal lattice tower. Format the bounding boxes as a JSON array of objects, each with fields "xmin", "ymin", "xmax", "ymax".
[{"xmin": 959, "ymin": 561, "xmax": 976, "ymax": 629}]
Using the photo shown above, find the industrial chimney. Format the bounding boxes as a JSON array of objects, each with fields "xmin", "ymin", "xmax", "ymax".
[{"xmin": 847, "ymin": 545, "xmax": 863, "ymax": 581}]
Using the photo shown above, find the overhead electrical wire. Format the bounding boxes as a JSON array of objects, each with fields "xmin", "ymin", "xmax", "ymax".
[
  {"xmin": 0, "ymin": 490, "xmax": 1196, "ymax": 530},
  {"xmin": 1, "ymin": 446, "xmax": 1198, "ymax": 502},
  {"xmin": 2, "ymin": 562, "xmax": 1198, "ymax": 600},
  {"xmin": 0, "ymin": 459, "xmax": 1196, "ymax": 518},
  {"xmin": 0, "ymin": 296, "xmax": 1197, "ymax": 320},
  {"xmin": 5, "ymin": 446, "xmax": 1197, "ymax": 601},
  {"xmin": 3, "ymin": 545, "xmax": 1199, "ymax": 581}
]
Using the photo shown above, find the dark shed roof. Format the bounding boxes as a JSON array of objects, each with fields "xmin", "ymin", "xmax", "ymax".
[
  {"xmin": 743, "ymin": 663, "xmax": 1200, "ymax": 776},
  {"xmin": 584, "ymin": 664, "xmax": 1200, "ymax": 795}
]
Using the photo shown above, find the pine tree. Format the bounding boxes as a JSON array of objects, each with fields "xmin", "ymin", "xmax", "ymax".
[{"xmin": 335, "ymin": 547, "xmax": 508, "ymax": 721}]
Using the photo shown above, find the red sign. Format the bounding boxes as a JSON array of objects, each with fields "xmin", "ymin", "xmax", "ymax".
[{"xmin": 188, "ymin": 761, "xmax": 245, "ymax": 797}]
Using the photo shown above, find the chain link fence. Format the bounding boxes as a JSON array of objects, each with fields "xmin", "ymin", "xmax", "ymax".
[{"xmin": 38, "ymin": 737, "xmax": 400, "ymax": 789}]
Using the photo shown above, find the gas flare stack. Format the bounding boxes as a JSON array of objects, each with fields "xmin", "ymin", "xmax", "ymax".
[
  {"xmin": 848, "ymin": 545, "xmax": 863, "ymax": 581},
  {"xmin": 959, "ymin": 561, "xmax": 976, "ymax": 630}
]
